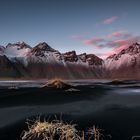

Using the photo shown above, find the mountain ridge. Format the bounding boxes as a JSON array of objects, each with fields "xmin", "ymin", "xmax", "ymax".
[{"xmin": 0, "ymin": 42, "xmax": 140, "ymax": 79}]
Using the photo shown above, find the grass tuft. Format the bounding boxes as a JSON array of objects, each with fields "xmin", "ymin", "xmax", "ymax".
[
  {"xmin": 21, "ymin": 117, "xmax": 106, "ymax": 140},
  {"xmin": 42, "ymin": 79, "xmax": 72, "ymax": 89}
]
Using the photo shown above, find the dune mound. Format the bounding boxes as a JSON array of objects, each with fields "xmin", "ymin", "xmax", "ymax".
[
  {"xmin": 108, "ymin": 79, "xmax": 125, "ymax": 85},
  {"xmin": 42, "ymin": 79, "xmax": 72, "ymax": 89}
]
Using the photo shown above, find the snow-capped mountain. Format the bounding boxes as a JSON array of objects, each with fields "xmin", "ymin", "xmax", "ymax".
[
  {"xmin": 0, "ymin": 42, "xmax": 103, "ymax": 79},
  {"xmin": 4, "ymin": 42, "xmax": 31, "ymax": 58},
  {"xmin": 0, "ymin": 45, "xmax": 5, "ymax": 56},
  {"xmin": 27, "ymin": 42, "xmax": 63, "ymax": 64},
  {"xmin": 0, "ymin": 55, "xmax": 21, "ymax": 77},
  {"xmin": 0, "ymin": 41, "xmax": 140, "ymax": 79},
  {"xmin": 104, "ymin": 42, "xmax": 140, "ymax": 79}
]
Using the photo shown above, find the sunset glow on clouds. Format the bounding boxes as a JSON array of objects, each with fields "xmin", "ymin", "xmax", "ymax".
[
  {"xmin": 0, "ymin": 0, "xmax": 140, "ymax": 59},
  {"xmin": 103, "ymin": 16, "xmax": 118, "ymax": 24},
  {"xmin": 81, "ymin": 16, "xmax": 138, "ymax": 59},
  {"xmin": 84, "ymin": 38, "xmax": 104, "ymax": 46},
  {"xmin": 107, "ymin": 31, "xmax": 132, "ymax": 39},
  {"xmin": 80, "ymin": 31, "xmax": 140, "ymax": 59}
]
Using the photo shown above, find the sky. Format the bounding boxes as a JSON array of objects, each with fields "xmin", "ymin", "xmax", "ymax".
[{"xmin": 0, "ymin": 0, "xmax": 140, "ymax": 58}]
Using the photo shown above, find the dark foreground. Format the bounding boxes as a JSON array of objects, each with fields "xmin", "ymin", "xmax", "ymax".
[{"xmin": 0, "ymin": 80, "xmax": 140, "ymax": 140}]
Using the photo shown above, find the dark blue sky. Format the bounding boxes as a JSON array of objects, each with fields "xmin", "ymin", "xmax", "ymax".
[{"xmin": 0, "ymin": 0, "xmax": 140, "ymax": 58}]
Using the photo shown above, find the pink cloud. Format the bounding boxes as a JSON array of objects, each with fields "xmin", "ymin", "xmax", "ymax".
[
  {"xmin": 100, "ymin": 36, "xmax": 140, "ymax": 59},
  {"xmin": 78, "ymin": 30, "xmax": 140, "ymax": 59},
  {"xmin": 108, "ymin": 39, "xmax": 127, "ymax": 47},
  {"xmin": 114, "ymin": 36, "xmax": 140, "ymax": 51},
  {"xmin": 103, "ymin": 16, "xmax": 118, "ymax": 24},
  {"xmin": 108, "ymin": 36, "xmax": 140, "ymax": 47},
  {"xmin": 108, "ymin": 31, "xmax": 132, "ymax": 39},
  {"xmin": 84, "ymin": 38, "xmax": 104, "ymax": 46}
]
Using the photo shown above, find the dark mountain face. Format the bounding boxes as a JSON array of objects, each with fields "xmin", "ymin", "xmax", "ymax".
[
  {"xmin": 0, "ymin": 55, "xmax": 21, "ymax": 77},
  {"xmin": 79, "ymin": 53, "xmax": 103, "ymax": 65},
  {"xmin": 63, "ymin": 51, "xmax": 78, "ymax": 62},
  {"xmin": 0, "ymin": 46, "xmax": 5, "ymax": 55},
  {"xmin": 29, "ymin": 42, "xmax": 57, "ymax": 57},
  {"xmin": 86, "ymin": 54, "xmax": 103, "ymax": 65}
]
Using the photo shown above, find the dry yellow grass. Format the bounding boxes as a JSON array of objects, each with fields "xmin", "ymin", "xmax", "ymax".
[
  {"xmin": 21, "ymin": 118, "xmax": 105, "ymax": 140},
  {"xmin": 42, "ymin": 79, "xmax": 72, "ymax": 89}
]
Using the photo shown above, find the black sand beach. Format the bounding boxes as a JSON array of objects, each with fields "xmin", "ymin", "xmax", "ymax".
[{"xmin": 0, "ymin": 80, "xmax": 140, "ymax": 140}]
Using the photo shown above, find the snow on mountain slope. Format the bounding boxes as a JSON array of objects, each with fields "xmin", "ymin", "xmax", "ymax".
[
  {"xmin": 20, "ymin": 42, "xmax": 103, "ymax": 78},
  {"xmin": 105, "ymin": 43, "xmax": 140, "ymax": 69},
  {"xmin": 2, "ymin": 41, "xmax": 103, "ymax": 68},
  {"xmin": 2, "ymin": 41, "xmax": 140, "ymax": 79},
  {"xmin": 26, "ymin": 42, "xmax": 64, "ymax": 64},
  {"xmin": 4, "ymin": 42, "xmax": 31, "ymax": 58},
  {"xmin": 105, "ymin": 53, "xmax": 139, "ymax": 70},
  {"xmin": 104, "ymin": 42, "xmax": 140, "ymax": 79},
  {"xmin": 26, "ymin": 43, "xmax": 103, "ymax": 68}
]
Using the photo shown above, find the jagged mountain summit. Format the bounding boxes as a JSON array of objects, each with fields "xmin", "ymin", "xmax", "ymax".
[
  {"xmin": 0, "ymin": 42, "xmax": 140, "ymax": 79},
  {"xmin": 104, "ymin": 42, "xmax": 140, "ymax": 79},
  {"xmin": 0, "ymin": 42, "xmax": 103, "ymax": 79},
  {"xmin": 29, "ymin": 42, "xmax": 58, "ymax": 57},
  {"xmin": 3, "ymin": 42, "xmax": 31, "ymax": 58}
]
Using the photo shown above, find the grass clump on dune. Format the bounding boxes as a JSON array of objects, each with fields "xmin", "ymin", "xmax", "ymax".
[
  {"xmin": 42, "ymin": 79, "xmax": 72, "ymax": 89},
  {"xmin": 21, "ymin": 117, "xmax": 106, "ymax": 140}
]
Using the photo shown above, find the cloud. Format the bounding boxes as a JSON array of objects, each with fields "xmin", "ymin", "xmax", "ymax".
[
  {"xmin": 99, "ymin": 36, "xmax": 140, "ymax": 59},
  {"xmin": 113, "ymin": 44, "xmax": 129, "ymax": 52},
  {"xmin": 108, "ymin": 31, "xmax": 132, "ymax": 39},
  {"xmin": 107, "ymin": 39, "xmax": 127, "ymax": 47},
  {"xmin": 83, "ymin": 32, "xmax": 140, "ymax": 49},
  {"xmin": 108, "ymin": 36, "xmax": 140, "ymax": 47},
  {"xmin": 84, "ymin": 38, "xmax": 105, "ymax": 46},
  {"xmin": 82, "ymin": 31, "xmax": 140, "ymax": 59},
  {"xmin": 103, "ymin": 16, "xmax": 118, "ymax": 24}
]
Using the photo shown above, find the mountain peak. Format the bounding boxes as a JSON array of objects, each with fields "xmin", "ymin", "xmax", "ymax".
[
  {"xmin": 132, "ymin": 42, "xmax": 140, "ymax": 46},
  {"xmin": 34, "ymin": 42, "xmax": 56, "ymax": 52},
  {"xmin": 6, "ymin": 42, "xmax": 31, "ymax": 49},
  {"xmin": 29, "ymin": 42, "xmax": 57, "ymax": 57},
  {"xmin": 63, "ymin": 51, "xmax": 78, "ymax": 62},
  {"xmin": 85, "ymin": 54, "xmax": 103, "ymax": 65},
  {"xmin": 79, "ymin": 53, "xmax": 103, "ymax": 65},
  {"xmin": 124, "ymin": 42, "xmax": 140, "ymax": 55},
  {"xmin": 107, "ymin": 42, "xmax": 140, "ymax": 61}
]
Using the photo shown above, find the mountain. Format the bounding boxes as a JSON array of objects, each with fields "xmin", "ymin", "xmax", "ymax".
[
  {"xmin": 0, "ymin": 46, "xmax": 5, "ymax": 56},
  {"xmin": 5, "ymin": 42, "xmax": 31, "ymax": 58},
  {"xmin": 0, "ymin": 55, "xmax": 21, "ymax": 77},
  {"xmin": 24, "ymin": 47, "xmax": 103, "ymax": 79},
  {"xmin": 0, "ymin": 41, "xmax": 140, "ymax": 79},
  {"xmin": 104, "ymin": 42, "xmax": 140, "ymax": 79},
  {"xmin": 0, "ymin": 42, "xmax": 103, "ymax": 79}
]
